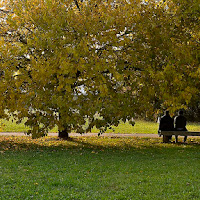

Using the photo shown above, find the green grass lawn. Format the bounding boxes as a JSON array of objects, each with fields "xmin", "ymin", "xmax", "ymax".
[
  {"xmin": 1, "ymin": 119, "xmax": 200, "ymax": 134},
  {"xmin": 0, "ymin": 136, "xmax": 200, "ymax": 199}
]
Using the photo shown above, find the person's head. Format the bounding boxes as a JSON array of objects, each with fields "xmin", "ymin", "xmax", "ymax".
[
  {"xmin": 178, "ymin": 110, "xmax": 183, "ymax": 115},
  {"xmin": 165, "ymin": 110, "xmax": 170, "ymax": 116}
]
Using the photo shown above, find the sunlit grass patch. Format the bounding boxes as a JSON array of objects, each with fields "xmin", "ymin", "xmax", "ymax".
[
  {"xmin": 0, "ymin": 119, "xmax": 200, "ymax": 135},
  {"xmin": 90, "ymin": 120, "xmax": 158, "ymax": 134}
]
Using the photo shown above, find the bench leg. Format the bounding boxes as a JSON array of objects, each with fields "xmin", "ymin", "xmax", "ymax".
[
  {"xmin": 184, "ymin": 136, "xmax": 187, "ymax": 142},
  {"xmin": 175, "ymin": 135, "xmax": 178, "ymax": 143},
  {"xmin": 163, "ymin": 135, "xmax": 169, "ymax": 143}
]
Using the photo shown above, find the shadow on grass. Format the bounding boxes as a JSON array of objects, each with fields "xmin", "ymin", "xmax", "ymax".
[{"xmin": 0, "ymin": 136, "xmax": 200, "ymax": 153}]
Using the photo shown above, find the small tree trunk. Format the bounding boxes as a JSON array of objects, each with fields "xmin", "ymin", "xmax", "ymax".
[{"xmin": 58, "ymin": 128, "xmax": 69, "ymax": 138}]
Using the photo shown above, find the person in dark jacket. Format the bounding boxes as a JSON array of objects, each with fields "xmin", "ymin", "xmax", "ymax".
[
  {"xmin": 158, "ymin": 111, "xmax": 174, "ymax": 141},
  {"xmin": 174, "ymin": 110, "xmax": 187, "ymax": 142}
]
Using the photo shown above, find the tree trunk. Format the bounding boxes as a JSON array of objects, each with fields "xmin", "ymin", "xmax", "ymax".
[
  {"xmin": 58, "ymin": 128, "xmax": 69, "ymax": 138},
  {"xmin": 58, "ymin": 112, "xmax": 69, "ymax": 139}
]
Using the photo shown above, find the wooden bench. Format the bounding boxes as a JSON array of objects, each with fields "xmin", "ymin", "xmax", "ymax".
[{"xmin": 158, "ymin": 131, "xmax": 200, "ymax": 143}]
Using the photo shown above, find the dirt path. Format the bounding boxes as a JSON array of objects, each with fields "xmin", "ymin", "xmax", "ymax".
[{"xmin": 0, "ymin": 132, "xmax": 159, "ymax": 138}]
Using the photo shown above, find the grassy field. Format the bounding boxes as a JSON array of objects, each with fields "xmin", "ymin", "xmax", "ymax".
[
  {"xmin": 0, "ymin": 136, "xmax": 200, "ymax": 199},
  {"xmin": 1, "ymin": 119, "xmax": 200, "ymax": 134}
]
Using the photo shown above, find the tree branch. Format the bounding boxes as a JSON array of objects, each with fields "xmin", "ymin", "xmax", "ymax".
[
  {"xmin": 0, "ymin": 9, "xmax": 13, "ymax": 14},
  {"xmin": 74, "ymin": 0, "xmax": 80, "ymax": 11}
]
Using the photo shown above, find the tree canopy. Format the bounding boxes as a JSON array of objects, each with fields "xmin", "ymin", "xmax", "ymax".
[{"xmin": 0, "ymin": 0, "xmax": 199, "ymax": 138}]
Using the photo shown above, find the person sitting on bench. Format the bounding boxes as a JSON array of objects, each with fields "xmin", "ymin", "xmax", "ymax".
[
  {"xmin": 158, "ymin": 111, "xmax": 174, "ymax": 141},
  {"xmin": 174, "ymin": 110, "xmax": 187, "ymax": 142}
]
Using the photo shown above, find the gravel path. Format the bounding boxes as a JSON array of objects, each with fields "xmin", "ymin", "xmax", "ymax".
[{"xmin": 0, "ymin": 132, "xmax": 159, "ymax": 138}]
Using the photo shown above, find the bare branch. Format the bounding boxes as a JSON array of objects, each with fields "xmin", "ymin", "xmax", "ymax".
[
  {"xmin": 74, "ymin": 0, "xmax": 80, "ymax": 11},
  {"xmin": 0, "ymin": 9, "xmax": 13, "ymax": 14}
]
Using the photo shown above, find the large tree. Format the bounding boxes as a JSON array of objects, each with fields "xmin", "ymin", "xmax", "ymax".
[{"xmin": 0, "ymin": 0, "xmax": 199, "ymax": 138}]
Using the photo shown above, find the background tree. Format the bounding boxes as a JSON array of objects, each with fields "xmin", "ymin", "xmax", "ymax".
[{"xmin": 125, "ymin": 0, "xmax": 200, "ymax": 118}]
